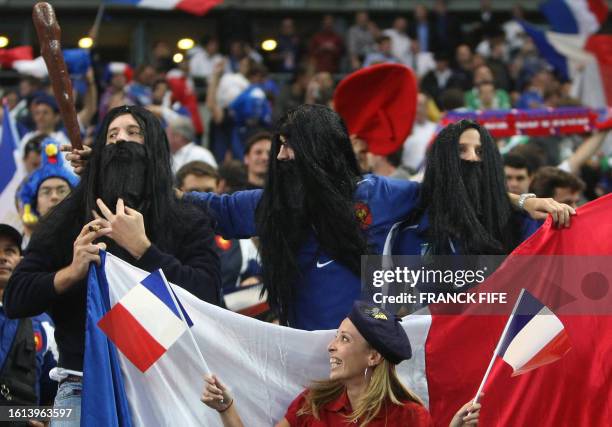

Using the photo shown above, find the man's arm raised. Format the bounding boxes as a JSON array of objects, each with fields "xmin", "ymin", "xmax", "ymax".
[{"xmin": 183, "ymin": 190, "xmax": 262, "ymax": 239}]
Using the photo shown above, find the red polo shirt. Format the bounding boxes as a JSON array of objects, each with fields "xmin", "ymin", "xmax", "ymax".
[{"xmin": 284, "ymin": 389, "xmax": 434, "ymax": 426}]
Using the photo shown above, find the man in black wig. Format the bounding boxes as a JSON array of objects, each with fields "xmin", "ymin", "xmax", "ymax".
[
  {"xmin": 393, "ymin": 119, "xmax": 567, "ymax": 256},
  {"xmin": 187, "ymin": 104, "xmax": 422, "ymax": 329},
  {"xmin": 3, "ymin": 105, "xmax": 221, "ymax": 420},
  {"xmin": 184, "ymin": 105, "xmax": 572, "ymax": 330}
]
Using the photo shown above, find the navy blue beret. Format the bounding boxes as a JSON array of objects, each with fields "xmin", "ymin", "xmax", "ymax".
[{"xmin": 348, "ymin": 301, "xmax": 412, "ymax": 364}]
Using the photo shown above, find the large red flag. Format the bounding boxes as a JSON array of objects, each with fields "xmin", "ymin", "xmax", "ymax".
[{"xmin": 426, "ymin": 193, "xmax": 612, "ymax": 426}]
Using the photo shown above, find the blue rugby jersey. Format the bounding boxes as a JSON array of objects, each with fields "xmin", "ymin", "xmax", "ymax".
[{"xmin": 185, "ymin": 175, "xmax": 421, "ymax": 330}]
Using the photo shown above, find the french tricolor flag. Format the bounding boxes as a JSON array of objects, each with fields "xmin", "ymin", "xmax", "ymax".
[
  {"xmin": 540, "ymin": 0, "xmax": 608, "ymax": 35},
  {"xmin": 105, "ymin": 0, "xmax": 223, "ymax": 16},
  {"xmin": 496, "ymin": 289, "xmax": 572, "ymax": 376},
  {"xmin": 82, "ymin": 193, "xmax": 612, "ymax": 426},
  {"xmin": 519, "ymin": 21, "xmax": 612, "ymax": 108},
  {"xmin": 474, "ymin": 289, "xmax": 572, "ymax": 401},
  {"xmin": 0, "ymin": 101, "xmax": 26, "ymax": 230},
  {"xmin": 97, "ymin": 269, "xmax": 193, "ymax": 372}
]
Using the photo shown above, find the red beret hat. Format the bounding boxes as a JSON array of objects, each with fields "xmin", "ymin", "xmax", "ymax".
[{"xmin": 333, "ymin": 63, "xmax": 418, "ymax": 155}]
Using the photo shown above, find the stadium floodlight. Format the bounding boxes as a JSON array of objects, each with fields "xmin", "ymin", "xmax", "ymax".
[
  {"xmin": 0, "ymin": 36, "xmax": 9, "ymax": 48},
  {"xmin": 78, "ymin": 37, "xmax": 94, "ymax": 49},
  {"xmin": 173, "ymin": 53, "xmax": 184, "ymax": 63},
  {"xmin": 177, "ymin": 38, "xmax": 195, "ymax": 50},
  {"xmin": 261, "ymin": 39, "xmax": 277, "ymax": 51}
]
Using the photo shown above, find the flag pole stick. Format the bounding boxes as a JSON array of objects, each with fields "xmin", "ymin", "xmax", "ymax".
[
  {"xmin": 157, "ymin": 269, "xmax": 211, "ymax": 374},
  {"xmin": 88, "ymin": 2, "xmax": 105, "ymax": 41},
  {"xmin": 472, "ymin": 288, "xmax": 526, "ymax": 405}
]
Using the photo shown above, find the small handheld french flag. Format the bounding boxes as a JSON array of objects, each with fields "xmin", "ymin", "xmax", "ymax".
[
  {"xmin": 97, "ymin": 269, "xmax": 193, "ymax": 372},
  {"xmin": 474, "ymin": 289, "xmax": 572, "ymax": 401},
  {"xmin": 497, "ymin": 289, "xmax": 572, "ymax": 376}
]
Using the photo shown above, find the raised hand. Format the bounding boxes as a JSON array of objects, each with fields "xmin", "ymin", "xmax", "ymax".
[{"xmin": 95, "ymin": 198, "xmax": 151, "ymax": 259}]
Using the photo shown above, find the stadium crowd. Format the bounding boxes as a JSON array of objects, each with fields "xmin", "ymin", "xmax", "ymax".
[{"xmin": 0, "ymin": 2, "xmax": 610, "ymax": 425}]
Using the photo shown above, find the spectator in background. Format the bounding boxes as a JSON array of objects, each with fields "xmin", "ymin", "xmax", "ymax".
[
  {"xmin": 454, "ymin": 44, "xmax": 474, "ymax": 90},
  {"xmin": 383, "ymin": 17, "xmax": 412, "ymax": 66},
  {"xmin": 474, "ymin": 81, "xmax": 497, "ymax": 111},
  {"xmin": 228, "ymin": 63, "xmax": 273, "ymax": 160},
  {"xmin": 19, "ymin": 95, "xmax": 69, "ymax": 152},
  {"xmin": 99, "ymin": 62, "xmax": 133, "ymax": 119},
  {"xmin": 151, "ymin": 40, "xmax": 174, "ymax": 73},
  {"xmin": 244, "ymin": 42, "xmax": 264, "ymax": 65},
  {"xmin": 309, "ymin": 14, "xmax": 345, "ymax": 73},
  {"xmin": 503, "ymin": 4, "xmax": 526, "ymax": 54},
  {"xmin": 517, "ymin": 66, "xmax": 554, "ymax": 109},
  {"xmin": 272, "ymin": 18, "xmax": 302, "ymax": 73},
  {"xmin": 18, "ymin": 69, "xmax": 96, "ymax": 150},
  {"xmin": 227, "ymin": 40, "xmax": 246, "ymax": 73},
  {"xmin": 347, "ymin": 11, "xmax": 377, "ymax": 70},
  {"xmin": 13, "ymin": 76, "xmax": 43, "ymax": 128},
  {"xmin": 168, "ymin": 116, "xmax": 218, "ymax": 173},
  {"xmin": 275, "ymin": 66, "xmax": 310, "ymax": 120},
  {"xmin": 487, "ymin": 36, "xmax": 512, "ymax": 92},
  {"xmin": 363, "ymin": 35, "xmax": 399, "ymax": 67},
  {"xmin": 504, "ymin": 152, "xmax": 535, "ymax": 195},
  {"xmin": 0, "ymin": 88, "xmax": 23, "ymax": 133},
  {"xmin": 350, "ymin": 136, "xmax": 370, "ymax": 174},
  {"xmin": 368, "ymin": 149, "xmax": 412, "ymax": 180},
  {"xmin": 0, "ymin": 223, "xmax": 58, "ymax": 414},
  {"xmin": 146, "ymin": 78, "xmax": 192, "ymax": 125},
  {"xmin": 409, "ymin": 4, "xmax": 434, "ymax": 53},
  {"xmin": 420, "ymin": 50, "xmax": 466, "ymax": 108},
  {"xmin": 530, "ymin": 166, "xmax": 586, "ymax": 208},
  {"xmin": 18, "ymin": 76, "xmax": 42, "ymax": 102},
  {"xmin": 22, "ymin": 134, "xmax": 44, "ymax": 174},
  {"xmin": 188, "ymin": 36, "xmax": 225, "ymax": 81},
  {"xmin": 207, "ymin": 60, "xmax": 238, "ymax": 164},
  {"xmin": 18, "ymin": 139, "xmax": 79, "ymax": 249},
  {"xmin": 126, "ymin": 64, "xmax": 156, "ymax": 106},
  {"xmin": 464, "ymin": 64, "xmax": 511, "ymax": 110},
  {"xmin": 439, "ymin": 88, "xmax": 467, "ymax": 112},
  {"xmin": 176, "ymin": 161, "xmax": 220, "ymax": 194},
  {"xmin": 557, "ymin": 130, "xmax": 610, "ymax": 176},
  {"xmin": 432, "ymin": 0, "xmax": 463, "ymax": 52},
  {"xmin": 176, "ymin": 163, "xmax": 262, "ymax": 294},
  {"xmin": 510, "ymin": 36, "xmax": 543, "ymax": 93},
  {"xmin": 216, "ymin": 58, "xmax": 251, "ymax": 114},
  {"xmin": 304, "ymin": 72, "xmax": 335, "ymax": 107},
  {"xmin": 226, "ymin": 40, "xmax": 262, "ymax": 74},
  {"xmin": 243, "ymin": 132, "xmax": 272, "ymax": 189},
  {"xmin": 402, "ymin": 93, "xmax": 437, "ymax": 174},
  {"xmin": 217, "ymin": 160, "xmax": 249, "ymax": 193},
  {"xmin": 407, "ymin": 39, "xmax": 436, "ymax": 79},
  {"xmin": 477, "ymin": 0, "xmax": 497, "ymax": 38}
]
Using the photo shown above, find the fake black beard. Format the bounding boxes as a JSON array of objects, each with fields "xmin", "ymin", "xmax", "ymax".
[
  {"xmin": 275, "ymin": 161, "xmax": 305, "ymax": 213},
  {"xmin": 460, "ymin": 160, "xmax": 484, "ymax": 218},
  {"xmin": 98, "ymin": 141, "xmax": 149, "ymax": 212},
  {"xmin": 273, "ymin": 161, "xmax": 310, "ymax": 242}
]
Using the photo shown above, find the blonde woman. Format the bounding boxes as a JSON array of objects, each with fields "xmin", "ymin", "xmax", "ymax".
[{"xmin": 201, "ymin": 301, "xmax": 480, "ymax": 426}]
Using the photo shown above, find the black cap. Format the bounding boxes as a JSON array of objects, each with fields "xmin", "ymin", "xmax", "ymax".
[
  {"xmin": 348, "ymin": 301, "xmax": 412, "ymax": 364},
  {"xmin": 0, "ymin": 224, "xmax": 22, "ymax": 253}
]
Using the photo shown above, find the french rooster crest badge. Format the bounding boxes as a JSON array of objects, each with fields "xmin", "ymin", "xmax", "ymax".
[{"xmin": 354, "ymin": 202, "xmax": 372, "ymax": 230}]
